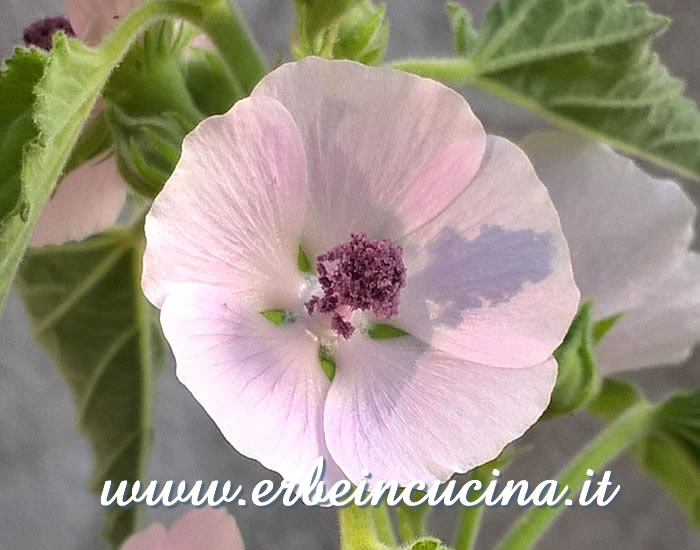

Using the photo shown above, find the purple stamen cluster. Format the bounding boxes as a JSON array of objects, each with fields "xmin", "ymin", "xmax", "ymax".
[
  {"xmin": 306, "ymin": 232, "xmax": 406, "ymax": 339},
  {"xmin": 23, "ymin": 16, "xmax": 75, "ymax": 50}
]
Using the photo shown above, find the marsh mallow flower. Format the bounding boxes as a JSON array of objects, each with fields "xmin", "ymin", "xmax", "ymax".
[
  {"xmin": 522, "ymin": 131, "xmax": 699, "ymax": 374},
  {"xmin": 22, "ymin": 0, "xmax": 140, "ymax": 246},
  {"xmin": 143, "ymin": 58, "xmax": 579, "ymax": 484},
  {"xmin": 120, "ymin": 507, "xmax": 244, "ymax": 550}
]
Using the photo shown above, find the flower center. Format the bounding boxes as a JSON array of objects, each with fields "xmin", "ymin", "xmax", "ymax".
[
  {"xmin": 23, "ymin": 16, "xmax": 75, "ymax": 50},
  {"xmin": 305, "ymin": 232, "xmax": 406, "ymax": 339}
]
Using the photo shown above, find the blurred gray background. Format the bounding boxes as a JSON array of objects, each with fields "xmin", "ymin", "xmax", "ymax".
[{"xmin": 1, "ymin": 1, "xmax": 699, "ymax": 549}]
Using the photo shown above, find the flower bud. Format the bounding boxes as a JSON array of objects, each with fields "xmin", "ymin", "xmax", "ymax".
[
  {"xmin": 108, "ymin": 106, "xmax": 192, "ymax": 197},
  {"xmin": 293, "ymin": 0, "xmax": 389, "ymax": 65}
]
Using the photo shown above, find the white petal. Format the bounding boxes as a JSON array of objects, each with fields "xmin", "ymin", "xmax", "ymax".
[
  {"xmin": 160, "ymin": 283, "xmax": 342, "ymax": 483},
  {"xmin": 143, "ymin": 96, "xmax": 308, "ymax": 311},
  {"xmin": 396, "ymin": 136, "xmax": 579, "ymax": 368},
  {"xmin": 252, "ymin": 57, "xmax": 486, "ymax": 255},
  {"xmin": 597, "ymin": 253, "xmax": 700, "ymax": 373},
  {"xmin": 324, "ymin": 335, "xmax": 556, "ymax": 484},
  {"xmin": 521, "ymin": 130, "xmax": 696, "ymax": 318}
]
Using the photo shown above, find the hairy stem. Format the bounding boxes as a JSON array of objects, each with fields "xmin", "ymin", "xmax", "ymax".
[{"xmin": 494, "ymin": 402, "xmax": 657, "ymax": 550}]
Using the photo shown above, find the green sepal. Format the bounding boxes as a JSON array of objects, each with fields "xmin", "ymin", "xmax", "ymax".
[
  {"xmin": 368, "ymin": 323, "xmax": 409, "ymax": 340},
  {"xmin": 592, "ymin": 312, "xmax": 624, "ymax": 344},
  {"xmin": 446, "ymin": 3, "xmax": 477, "ymax": 57},
  {"xmin": 319, "ymin": 347, "xmax": 337, "ymax": 381},
  {"xmin": 333, "ymin": 1, "xmax": 389, "ymax": 65},
  {"xmin": 298, "ymin": 246, "xmax": 313, "ymax": 273},
  {"xmin": 545, "ymin": 301, "xmax": 601, "ymax": 417},
  {"xmin": 261, "ymin": 309, "xmax": 288, "ymax": 326},
  {"xmin": 104, "ymin": 21, "xmax": 200, "ymax": 119},
  {"xmin": 293, "ymin": 0, "xmax": 388, "ymax": 64},
  {"xmin": 293, "ymin": 0, "xmax": 360, "ymax": 44}
]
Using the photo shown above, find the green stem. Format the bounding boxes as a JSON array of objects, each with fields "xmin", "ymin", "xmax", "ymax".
[
  {"xmin": 396, "ymin": 503, "xmax": 428, "ymax": 543},
  {"xmin": 192, "ymin": 0, "xmax": 267, "ymax": 93},
  {"xmin": 372, "ymin": 504, "xmax": 398, "ymax": 546},
  {"xmin": 494, "ymin": 402, "xmax": 657, "ymax": 550},
  {"xmin": 390, "ymin": 57, "xmax": 477, "ymax": 85},
  {"xmin": 454, "ymin": 465, "xmax": 494, "ymax": 550},
  {"xmin": 339, "ymin": 506, "xmax": 387, "ymax": 550},
  {"xmin": 103, "ymin": 0, "xmax": 266, "ymax": 94}
]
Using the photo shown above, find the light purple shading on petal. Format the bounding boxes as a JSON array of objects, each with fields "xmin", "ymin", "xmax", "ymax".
[
  {"xmin": 521, "ymin": 130, "xmax": 696, "ymax": 319},
  {"xmin": 30, "ymin": 156, "xmax": 127, "ymax": 247},
  {"xmin": 142, "ymin": 96, "xmax": 308, "ymax": 311},
  {"xmin": 597, "ymin": 253, "xmax": 700, "ymax": 374},
  {"xmin": 252, "ymin": 57, "xmax": 486, "ymax": 255},
  {"xmin": 324, "ymin": 335, "xmax": 557, "ymax": 485},
  {"xmin": 159, "ymin": 283, "xmax": 343, "ymax": 483},
  {"xmin": 396, "ymin": 136, "xmax": 579, "ymax": 368}
]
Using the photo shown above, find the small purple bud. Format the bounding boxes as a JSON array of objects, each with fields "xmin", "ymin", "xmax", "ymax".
[{"xmin": 23, "ymin": 16, "xmax": 75, "ymax": 50}]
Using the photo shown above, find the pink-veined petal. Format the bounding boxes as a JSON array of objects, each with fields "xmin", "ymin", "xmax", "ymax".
[
  {"xmin": 165, "ymin": 508, "xmax": 244, "ymax": 550},
  {"xmin": 521, "ymin": 130, "xmax": 696, "ymax": 319},
  {"xmin": 30, "ymin": 155, "xmax": 127, "ymax": 247},
  {"xmin": 119, "ymin": 522, "xmax": 167, "ymax": 550},
  {"xmin": 395, "ymin": 136, "xmax": 579, "ymax": 368},
  {"xmin": 324, "ymin": 335, "xmax": 556, "ymax": 484},
  {"xmin": 65, "ymin": 0, "xmax": 143, "ymax": 44},
  {"xmin": 597, "ymin": 253, "xmax": 700, "ymax": 374},
  {"xmin": 252, "ymin": 57, "xmax": 486, "ymax": 255},
  {"xmin": 159, "ymin": 283, "xmax": 342, "ymax": 483},
  {"xmin": 143, "ymin": 96, "xmax": 308, "ymax": 311}
]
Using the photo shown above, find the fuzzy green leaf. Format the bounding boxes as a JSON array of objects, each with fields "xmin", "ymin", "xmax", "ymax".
[
  {"xmin": 469, "ymin": 0, "xmax": 700, "ymax": 181},
  {"xmin": 0, "ymin": 48, "xmax": 45, "ymax": 229},
  {"xmin": 15, "ymin": 227, "xmax": 161, "ymax": 546},
  {"xmin": 589, "ymin": 385, "xmax": 700, "ymax": 528},
  {"xmin": 0, "ymin": 0, "xmax": 218, "ymax": 315},
  {"xmin": 635, "ymin": 391, "xmax": 700, "ymax": 528},
  {"xmin": 398, "ymin": 0, "xmax": 700, "ymax": 181}
]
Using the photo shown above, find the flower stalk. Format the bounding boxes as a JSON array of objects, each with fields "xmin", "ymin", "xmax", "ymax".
[
  {"xmin": 494, "ymin": 401, "xmax": 658, "ymax": 550},
  {"xmin": 339, "ymin": 505, "xmax": 388, "ymax": 550},
  {"xmin": 454, "ymin": 463, "xmax": 495, "ymax": 550}
]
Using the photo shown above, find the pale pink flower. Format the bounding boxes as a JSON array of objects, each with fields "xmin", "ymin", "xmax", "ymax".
[
  {"xmin": 522, "ymin": 131, "xmax": 699, "ymax": 374},
  {"xmin": 120, "ymin": 508, "xmax": 244, "ymax": 550},
  {"xmin": 143, "ymin": 58, "xmax": 579, "ymax": 484}
]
